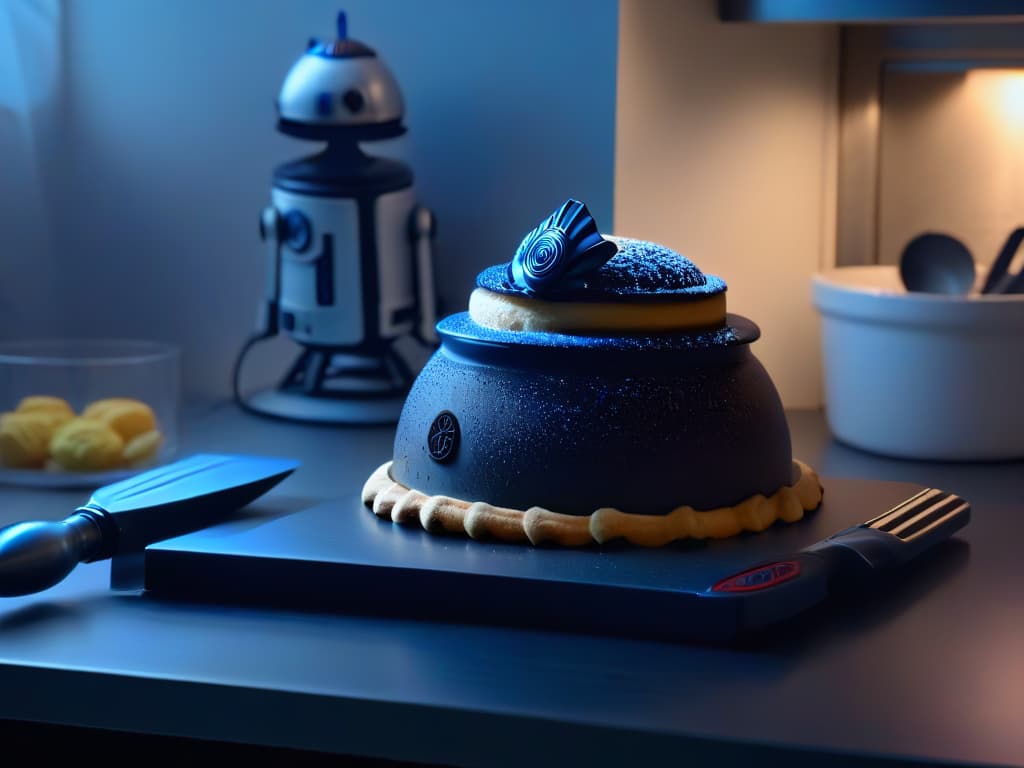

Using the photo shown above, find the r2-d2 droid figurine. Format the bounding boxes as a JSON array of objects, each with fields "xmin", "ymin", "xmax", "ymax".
[{"xmin": 234, "ymin": 11, "xmax": 438, "ymax": 425}]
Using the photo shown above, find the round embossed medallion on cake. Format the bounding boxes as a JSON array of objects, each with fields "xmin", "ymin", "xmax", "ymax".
[{"xmin": 427, "ymin": 411, "xmax": 459, "ymax": 464}]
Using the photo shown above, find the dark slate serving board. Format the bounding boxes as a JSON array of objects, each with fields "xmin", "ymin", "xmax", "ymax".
[{"xmin": 143, "ymin": 477, "xmax": 958, "ymax": 643}]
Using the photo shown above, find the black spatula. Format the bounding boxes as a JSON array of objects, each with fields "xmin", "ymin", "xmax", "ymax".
[{"xmin": 0, "ymin": 453, "xmax": 299, "ymax": 597}]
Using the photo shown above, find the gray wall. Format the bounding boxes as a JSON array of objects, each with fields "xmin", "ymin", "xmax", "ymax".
[
  {"xmin": 0, "ymin": 0, "xmax": 63, "ymax": 340},
  {"xmin": 50, "ymin": 0, "xmax": 618, "ymax": 396}
]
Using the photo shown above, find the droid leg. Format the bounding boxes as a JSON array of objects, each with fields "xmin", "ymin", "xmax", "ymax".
[
  {"xmin": 410, "ymin": 205, "xmax": 439, "ymax": 345},
  {"xmin": 257, "ymin": 206, "xmax": 284, "ymax": 336}
]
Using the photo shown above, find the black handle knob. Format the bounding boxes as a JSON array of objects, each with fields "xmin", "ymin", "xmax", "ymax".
[{"xmin": 0, "ymin": 513, "xmax": 104, "ymax": 597}]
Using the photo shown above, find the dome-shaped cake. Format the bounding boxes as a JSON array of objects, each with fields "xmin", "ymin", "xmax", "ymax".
[{"xmin": 363, "ymin": 199, "xmax": 823, "ymax": 547}]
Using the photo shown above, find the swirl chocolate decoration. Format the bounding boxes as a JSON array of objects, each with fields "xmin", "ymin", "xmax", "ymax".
[{"xmin": 508, "ymin": 199, "xmax": 618, "ymax": 295}]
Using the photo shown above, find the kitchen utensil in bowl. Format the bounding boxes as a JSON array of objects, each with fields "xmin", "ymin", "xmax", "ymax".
[
  {"xmin": 899, "ymin": 233, "xmax": 975, "ymax": 295},
  {"xmin": 980, "ymin": 227, "xmax": 1024, "ymax": 294}
]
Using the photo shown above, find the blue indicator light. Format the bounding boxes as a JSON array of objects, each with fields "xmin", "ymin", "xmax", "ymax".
[{"xmin": 283, "ymin": 210, "xmax": 312, "ymax": 252}]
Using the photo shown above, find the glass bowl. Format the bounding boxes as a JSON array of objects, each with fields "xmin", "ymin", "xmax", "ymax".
[{"xmin": 0, "ymin": 339, "xmax": 181, "ymax": 488}]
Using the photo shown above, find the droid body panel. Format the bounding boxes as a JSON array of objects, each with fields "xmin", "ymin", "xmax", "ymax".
[{"xmin": 270, "ymin": 150, "xmax": 419, "ymax": 349}]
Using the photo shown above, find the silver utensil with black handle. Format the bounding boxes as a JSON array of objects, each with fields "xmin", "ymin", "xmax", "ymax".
[
  {"xmin": 0, "ymin": 453, "xmax": 300, "ymax": 597},
  {"xmin": 980, "ymin": 227, "xmax": 1024, "ymax": 294}
]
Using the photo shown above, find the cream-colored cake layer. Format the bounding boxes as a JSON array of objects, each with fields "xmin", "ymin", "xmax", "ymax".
[{"xmin": 468, "ymin": 287, "xmax": 727, "ymax": 334}]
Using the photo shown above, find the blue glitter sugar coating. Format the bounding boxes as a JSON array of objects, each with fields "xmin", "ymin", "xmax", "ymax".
[{"xmin": 477, "ymin": 236, "xmax": 727, "ymax": 302}]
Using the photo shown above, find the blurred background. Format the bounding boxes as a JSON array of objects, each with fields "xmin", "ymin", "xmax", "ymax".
[
  {"xmin": 0, "ymin": 0, "xmax": 618, "ymax": 401},
  {"xmin": 2, "ymin": 0, "xmax": 1022, "ymax": 411}
]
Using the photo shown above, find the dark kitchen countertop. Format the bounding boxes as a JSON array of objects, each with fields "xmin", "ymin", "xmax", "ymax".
[{"xmin": 0, "ymin": 399, "xmax": 1021, "ymax": 767}]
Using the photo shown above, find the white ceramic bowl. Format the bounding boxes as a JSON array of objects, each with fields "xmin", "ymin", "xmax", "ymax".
[{"xmin": 812, "ymin": 266, "xmax": 1024, "ymax": 461}]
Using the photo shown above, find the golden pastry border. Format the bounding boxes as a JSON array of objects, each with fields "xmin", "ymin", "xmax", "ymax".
[{"xmin": 361, "ymin": 460, "xmax": 824, "ymax": 547}]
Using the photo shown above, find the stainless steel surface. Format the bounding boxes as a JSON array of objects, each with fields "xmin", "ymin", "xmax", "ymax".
[{"xmin": 981, "ymin": 227, "xmax": 1024, "ymax": 294}]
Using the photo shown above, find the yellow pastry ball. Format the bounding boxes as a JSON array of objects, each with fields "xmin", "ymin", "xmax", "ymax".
[
  {"xmin": 123, "ymin": 429, "xmax": 163, "ymax": 466},
  {"xmin": 0, "ymin": 411, "xmax": 59, "ymax": 468},
  {"xmin": 15, "ymin": 395, "xmax": 75, "ymax": 427},
  {"xmin": 50, "ymin": 418, "xmax": 126, "ymax": 472},
  {"xmin": 81, "ymin": 397, "xmax": 158, "ymax": 441},
  {"xmin": 80, "ymin": 397, "xmax": 132, "ymax": 420}
]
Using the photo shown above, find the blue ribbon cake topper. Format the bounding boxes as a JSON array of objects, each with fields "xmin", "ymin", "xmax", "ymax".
[{"xmin": 508, "ymin": 199, "xmax": 618, "ymax": 295}]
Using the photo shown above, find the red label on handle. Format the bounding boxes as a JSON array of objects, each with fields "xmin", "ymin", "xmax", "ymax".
[{"xmin": 712, "ymin": 560, "xmax": 801, "ymax": 593}]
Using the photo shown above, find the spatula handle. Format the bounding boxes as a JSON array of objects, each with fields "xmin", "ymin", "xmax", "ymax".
[{"xmin": 0, "ymin": 512, "xmax": 107, "ymax": 597}]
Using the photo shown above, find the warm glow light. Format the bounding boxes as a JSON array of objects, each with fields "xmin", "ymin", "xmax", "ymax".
[{"xmin": 966, "ymin": 68, "xmax": 1024, "ymax": 126}]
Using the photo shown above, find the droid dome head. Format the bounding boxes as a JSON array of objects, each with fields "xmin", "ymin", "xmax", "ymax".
[{"xmin": 276, "ymin": 11, "xmax": 406, "ymax": 141}]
